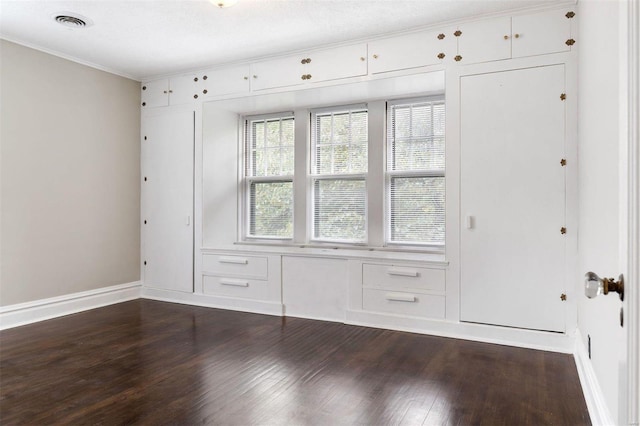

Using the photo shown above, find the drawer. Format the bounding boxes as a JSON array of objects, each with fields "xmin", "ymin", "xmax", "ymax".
[
  {"xmin": 202, "ymin": 254, "xmax": 268, "ymax": 279},
  {"xmin": 363, "ymin": 288, "xmax": 445, "ymax": 319},
  {"xmin": 203, "ymin": 275, "xmax": 268, "ymax": 300},
  {"xmin": 362, "ymin": 264, "xmax": 445, "ymax": 293}
]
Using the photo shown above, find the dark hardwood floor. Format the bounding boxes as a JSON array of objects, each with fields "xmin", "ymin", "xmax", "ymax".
[{"xmin": 0, "ymin": 300, "xmax": 590, "ymax": 425}]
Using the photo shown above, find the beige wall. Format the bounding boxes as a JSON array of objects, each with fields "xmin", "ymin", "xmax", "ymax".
[{"xmin": 0, "ymin": 40, "xmax": 141, "ymax": 306}]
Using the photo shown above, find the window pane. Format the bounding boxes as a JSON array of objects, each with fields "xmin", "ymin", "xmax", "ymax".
[
  {"xmin": 249, "ymin": 181, "xmax": 293, "ymax": 238},
  {"xmin": 390, "ymin": 176, "xmax": 445, "ymax": 245},
  {"xmin": 314, "ymin": 179, "xmax": 366, "ymax": 242},
  {"xmin": 247, "ymin": 116, "xmax": 294, "ymax": 178}
]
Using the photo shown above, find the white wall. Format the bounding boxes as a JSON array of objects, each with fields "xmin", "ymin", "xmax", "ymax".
[
  {"xmin": 577, "ymin": 1, "xmax": 627, "ymax": 423},
  {"xmin": 0, "ymin": 40, "xmax": 141, "ymax": 306}
]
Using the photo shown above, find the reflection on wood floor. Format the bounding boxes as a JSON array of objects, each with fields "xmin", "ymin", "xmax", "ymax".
[{"xmin": 0, "ymin": 299, "xmax": 590, "ymax": 425}]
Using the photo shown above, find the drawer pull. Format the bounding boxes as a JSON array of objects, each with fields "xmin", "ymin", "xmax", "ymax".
[
  {"xmin": 387, "ymin": 269, "xmax": 419, "ymax": 277},
  {"xmin": 220, "ymin": 279, "xmax": 249, "ymax": 287},
  {"xmin": 218, "ymin": 257, "xmax": 248, "ymax": 264},
  {"xmin": 385, "ymin": 293, "xmax": 416, "ymax": 302}
]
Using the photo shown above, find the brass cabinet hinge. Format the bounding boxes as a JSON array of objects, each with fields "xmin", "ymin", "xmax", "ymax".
[
  {"xmin": 454, "ymin": 30, "xmax": 462, "ymax": 37},
  {"xmin": 560, "ymin": 158, "xmax": 567, "ymax": 166},
  {"xmin": 142, "ymin": 85, "xmax": 147, "ymax": 91},
  {"xmin": 142, "ymin": 102, "xmax": 146, "ymax": 107},
  {"xmin": 560, "ymin": 93, "xmax": 566, "ymax": 101},
  {"xmin": 144, "ymin": 260, "xmax": 147, "ymax": 265},
  {"xmin": 566, "ymin": 39, "xmax": 576, "ymax": 46},
  {"xmin": 560, "ymin": 293, "xmax": 567, "ymax": 301},
  {"xmin": 437, "ymin": 33, "xmax": 445, "ymax": 40},
  {"xmin": 454, "ymin": 55, "xmax": 462, "ymax": 62},
  {"xmin": 561, "ymin": 227, "xmax": 567, "ymax": 235},
  {"xmin": 437, "ymin": 53, "xmax": 445, "ymax": 59},
  {"xmin": 566, "ymin": 11, "xmax": 575, "ymax": 19}
]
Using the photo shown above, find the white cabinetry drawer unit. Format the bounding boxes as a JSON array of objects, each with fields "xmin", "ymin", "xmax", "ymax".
[
  {"xmin": 201, "ymin": 253, "xmax": 281, "ymax": 304},
  {"xmin": 361, "ymin": 263, "xmax": 446, "ymax": 319}
]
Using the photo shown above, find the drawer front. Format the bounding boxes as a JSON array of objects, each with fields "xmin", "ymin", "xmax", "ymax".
[
  {"xmin": 203, "ymin": 276, "xmax": 268, "ymax": 300},
  {"xmin": 202, "ymin": 254, "xmax": 268, "ymax": 279},
  {"xmin": 363, "ymin": 288, "xmax": 445, "ymax": 319},
  {"xmin": 362, "ymin": 264, "xmax": 445, "ymax": 292}
]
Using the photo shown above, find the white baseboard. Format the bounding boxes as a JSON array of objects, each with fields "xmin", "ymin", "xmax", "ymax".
[
  {"xmin": 573, "ymin": 331, "xmax": 614, "ymax": 426},
  {"xmin": 0, "ymin": 281, "xmax": 142, "ymax": 330},
  {"xmin": 345, "ymin": 309, "xmax": 575, "ymax": 353},
  {"xmin": 140, "ymin": 286, "xmax": 284, "ymax": 317}
]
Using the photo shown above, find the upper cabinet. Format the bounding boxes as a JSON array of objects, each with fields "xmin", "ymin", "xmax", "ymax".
[
  {"xmin": 454, "ymin": 9, "xmax": 574, "ymax": 65},
  {"xmin": 141, "ymin": 74, "xmax": 198, "ymax": 108},
  {"xmin": 368, "ymin": 29, "xmax": 455, "ymax": 74},
  {"xmin": 250, "ymin": 54, "xmax": 304, "ymax": 91},
  {"xmin": 196, "ymin": 65, "xmax": 251, "ymax": 98}
]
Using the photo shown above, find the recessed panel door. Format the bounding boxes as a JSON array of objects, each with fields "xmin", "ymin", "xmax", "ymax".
[
  {"xmin": 143, "ymin": 110, "xmax": 194, "ymax": 293},
  {"xmin": 460, "ymin": 65, "xmax": 566, "ymax": 332}
]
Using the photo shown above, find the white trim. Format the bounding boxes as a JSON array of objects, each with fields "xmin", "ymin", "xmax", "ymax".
[
  {"xmin": 574, "ymin": 332, "xmax": 615, "ymax": 426},
  {"xmin": 141, "ymin": 286, "xmax": 283, "ymax": 317},
  {"xmin": 0, "ymin": 282, "xmax": 142, "ymax": 330},
  {"xmin": 0, "ymin": 35, "xmax": 140, "ymax": 81},
  {"xmin": 345, "ymin": 309, "xmax": 574, "ymax": 353}
]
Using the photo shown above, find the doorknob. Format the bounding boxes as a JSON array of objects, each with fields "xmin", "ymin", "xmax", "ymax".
[{"xmin": 584, "ymin": 272, "xmax": 624, "ymax": 301}]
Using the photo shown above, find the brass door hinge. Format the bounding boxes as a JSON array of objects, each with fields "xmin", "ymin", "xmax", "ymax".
[
  {"xmin": 437, "ymin": 53, "xmax": 445, "ymax": 59},
  {"xmin": 565, "ymin": 11, "xmax": 575, "ymax": 19},
  {"xmin": 566, "ymin": 39, "xmax": 576, "ymax": 46},
  {"xmin": 560, "ymin": 93, "xmax": 566, "ymax": 101},
  {"xmin": 560, "ymin": 293, "xmax": 567, "ymax": 301},
  {"xmin": 561, "ymin": 227, "xmax": 567, "ymax": 235},
  {"xmin": 454, "ymin": 30, "xmax": 462, "ymax": 37},
  {"xmin": 454, "ymin": 55, "xmax": 462, "ymax": 62},
  {"xmin": 437, "ymin": 33, "xmax": 445, "ymax": 40},
  {"xmin": 560, "ymin": 159, "xmax": 567, "ymax": 166}
]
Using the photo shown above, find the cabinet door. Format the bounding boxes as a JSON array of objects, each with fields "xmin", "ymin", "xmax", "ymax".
[
  {"xmin": 143, "ymin": 111, "xmax": 194, "ymax": 293},
  {"xmin": 141, "ymin": 79, "xmax": 169, "ymax": 108},
  {"xmin": 306, "ymin": 44, "xmax": 367, "ymax": 83},
  {"xmin": 368, "ymin": 29, "xmax": 452, "ymax": 74},
  {"xmin": 250, "ymin": 55, "xmax": 304, "ymax": 91},
  {"xmin": 512, "ymin": 9, "xmax": 572, "ymax": 58},
  {"xmin": 456, "ymin": 16, "xmax": 511, "ymax": 64},
  {"xmin": 199, "ymin": 65, "xmax": 251, "ymax": 97},
  {"xmin": 460, "ymin": 65, "xmax": 566, "ymax": 332},
  {"xmin": 168, "ymin": 73, "xmax": 199, "ymax": 105}
]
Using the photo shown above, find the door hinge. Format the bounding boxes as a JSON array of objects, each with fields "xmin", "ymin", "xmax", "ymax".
[
  {"xmin": 565, "ymin": 11, "xmax": 575, "ymax": 19},
  {"xmin": 454, "ymin": 30, "xmax": 462, "ymax": 37},
  {"xmin": 144, "ymin": 260, "xmax": 147, "ymax": 265},
  {"xmin": 560, "ymin": 293, "xmax": 567, "ymax": 301},
  {"xmin": 560, "ymin": 227, "xmax": 567, "ymax": 235},
  {"xmin": 566, "ymin": 39, "xmax": 576, "ymax": 46},
  {"xmin": 560, "ymin": 158, "xmax": 567, "ymax": 166},
  {"xmin": 560, "ymin": 93, "xmax": 566, "ymax": 101}
]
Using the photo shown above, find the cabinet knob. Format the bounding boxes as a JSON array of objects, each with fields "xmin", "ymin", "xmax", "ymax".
[
  {"xmin": 306, "ymin": 57, "xmax": 311, "ymax": 63},
  {"xmin": 163, "ymin": 90, "xmax": 167, "ymax": 94},
  {"xmin": 360, "ymin": 57, "xmax": 365, "ymax": 61},
  {"xmin": 169, "ymin": 90, "xmax": 173, "ymax": 93},
  {"xmin": 437, "ymin": 53, "xmax": 445, "ymax": 59},
  {"xmin": 253, "ymin": 75, "xmax": 257, "ymax": 79},
  {"xmin": 301, "ymin": 74, "xmax": 307, "ymax": 80},
  {"xmin": 514, "ymin": 33, "xmax": 520, "ymax": 39},
  {"xmin": 566, "ymin": 38, "xmax": 576, "ymax": 46},
  {"xmin": 373, "ymin": 54, "xmax": 378, "ymax": 59},
  {"xmin": 243, "ymin": 76, "xmax": 249, "ymax": 80},
  {"xmin": 566, "ymin": 11, "xmax": 575, "ymax": 19},
  {"xmin": 504, "ymin": 35, "xmax": 509, "ymax": 40},
  {"xmin": 301, "ymin": 58, "xmax": 306, "ymax": 64},
  {"xmin": 142, "ymin": 102, "xmax": 146, "ymax": 106},
  {"xmin": 437, "ymin": 33, "xmax": 445, "ymax": 40},
  {"xmin": 454, "ymin": 55, "xmax": 462, "ymax": 62},
  {"xmin": 307, "ymin": 74, "xmax": 312, "ymax": 80}
]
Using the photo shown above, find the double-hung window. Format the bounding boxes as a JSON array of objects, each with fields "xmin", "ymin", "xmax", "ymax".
[
  {"xmin": 244, "ymin": 114, "xmax": 294, "ymax": 239},
  {"xmin": 387, "ymin": 97, "xmax": 445, "ymax": 246},
  {"xmin": 311, "ymin": 105, "xmax": 368, "ymax": 243}
]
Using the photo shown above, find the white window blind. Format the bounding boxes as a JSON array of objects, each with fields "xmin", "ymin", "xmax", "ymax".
[
  {"xmin": 245, "ymin": 114, "xmax": 294, "ymax": 239},
  {"xmin": 387, "ymin": 97, "xmax": 445, "ymax": 246},
  {"xmin": 311, "ymin": 106, "xmax": 368, "ymax": 243}
]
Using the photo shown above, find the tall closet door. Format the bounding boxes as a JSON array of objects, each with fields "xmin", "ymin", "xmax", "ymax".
[
  {"xmin": 143, "ymin": 110, "xmax": 194, "ymax": 292},
  {"xmin": 460, "ymin": 65, "xmax": 566, "ymax": 332}
]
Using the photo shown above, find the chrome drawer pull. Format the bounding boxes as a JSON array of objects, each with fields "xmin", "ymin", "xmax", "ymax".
[
  {"xmin": 218, "ymin": 257, "xmax": 248, "ymax": 264},
  {"xmin": 220, "ymin": 279, "xmax": 249, "ymax": 287},
  {"xmin": 385, "ymin": 293, "xmax": 416, "ymax": 302},
  {"xmin": 387, "ymin": 269, "xmax": 418, "ymax": 277}
]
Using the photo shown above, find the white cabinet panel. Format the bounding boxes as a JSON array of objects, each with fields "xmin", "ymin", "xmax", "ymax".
[
  {"xmin": 307, "ymin": 44, "xmax": 367, "ymax": 83},
  {"xmin": 141, "ymin": 79, "xmax": 169, "ymax": 108},
  {"xmin": 143, "ymin": 111, "xmax": 194, "ymax": 293},
  {"xmin": 362, "ymin": 264, "xmax": 445, "ymax": 293},
  {"xmin": 368, "ymin": 29, "xmax": 453, "ymax": 74},
  {"xmin": 460, "ymin": 65, "xmax": 566, "ymax": 332},
  {"xmin": 251, "ymin": 55, "xmax": 304, "ymax": 91},
  {"xmin": 199, "ymin": 65, "xmax": 251, "ymax": 97},
  {"xmin": 512, "ymin": 9, "xmax": 572, "ymax": 58},
  {"xmin": 169, "ymin": 73, "xmax": 199, "ymax": 105},
  {"xmin": 456, "ymin": 16, "xmax": 511, "ymax": 64},
  {"xmin": 203, "ymin": 275, "xmax": 268, "ymax": 300},
  {"xmin": 202, "ymin": 254, "xmax": 268, "ymax": 279},
  {"xmin": 363, "ymin": 289, "xmax": 445, "ymax": 319}
]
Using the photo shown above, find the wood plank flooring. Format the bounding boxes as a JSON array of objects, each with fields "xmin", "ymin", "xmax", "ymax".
[{"xmin": 0, "ymin": 300, "xmax": 590, "ymax": 425}]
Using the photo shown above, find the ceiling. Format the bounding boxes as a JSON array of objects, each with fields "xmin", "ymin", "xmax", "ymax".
[{"xmin": 0, "ymin": 0, "xmax": 565, "ymax": 81}]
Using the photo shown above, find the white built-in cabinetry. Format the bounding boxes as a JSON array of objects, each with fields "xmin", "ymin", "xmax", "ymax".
[{"xmin": 141, "ymin": 74, "xmax": 199, "ymax": 108}]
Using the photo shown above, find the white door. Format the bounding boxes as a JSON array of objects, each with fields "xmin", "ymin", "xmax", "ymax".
[
  {"xmin": 143, "ymin": 110, "xmax": 194, "ymax": 292},
  {"xmin": 168, "ymin": 74, "xmax": 198, "ymax": 106},
  {"xmin": 511, "ymin": 9, "xmax": 572, "ymax": 58},
  {"xmin": 460, "ymin": 65, "xmax": 566, "ymax": 332},
  {"xmin": 141, "ymin": 79, "xmax": 169, "ymax": 108}
]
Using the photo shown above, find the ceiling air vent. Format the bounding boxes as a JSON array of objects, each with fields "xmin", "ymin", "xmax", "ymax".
[{"xmin": 54, "ymin": 13, "xmax": 93, "ymax": 28}]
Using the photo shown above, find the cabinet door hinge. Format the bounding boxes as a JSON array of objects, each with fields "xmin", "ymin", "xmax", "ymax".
[
  {"xmin": 560, "ymin": 227, "xmax": 567, "ymax": 235},
  {"xmin": 565, "ymin": 11, "xmax": 575, "ymax": 19},
  {"xmin": 560, "ymin": 93, "xmax": 566, "ymax": 101},
  {"xmin": 566, "ymin": 39, "xmax": 576, "ymax": 46},
  {"xmin": 560, "ymin": 293, "xmax": 567, "ymax": 301},
  {"xmin": 454, "ymin": 30, "xmax": 462, "ymax": 37},
  {"xmin": 560, "ymin": 159, "xmax": 567, "ymax": 166}
]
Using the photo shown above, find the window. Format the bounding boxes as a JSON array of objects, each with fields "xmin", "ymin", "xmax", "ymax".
[
  {"xmin": 387, "ymin": 97, "xmax": 445, "ymax": 246},
  {"xmin": 244, "ymin": 114, "xmax": 294, "ymax": 239},
  {"xmin": 311, "ymin": 106, "xmax": 368, "ymax": 243}
]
